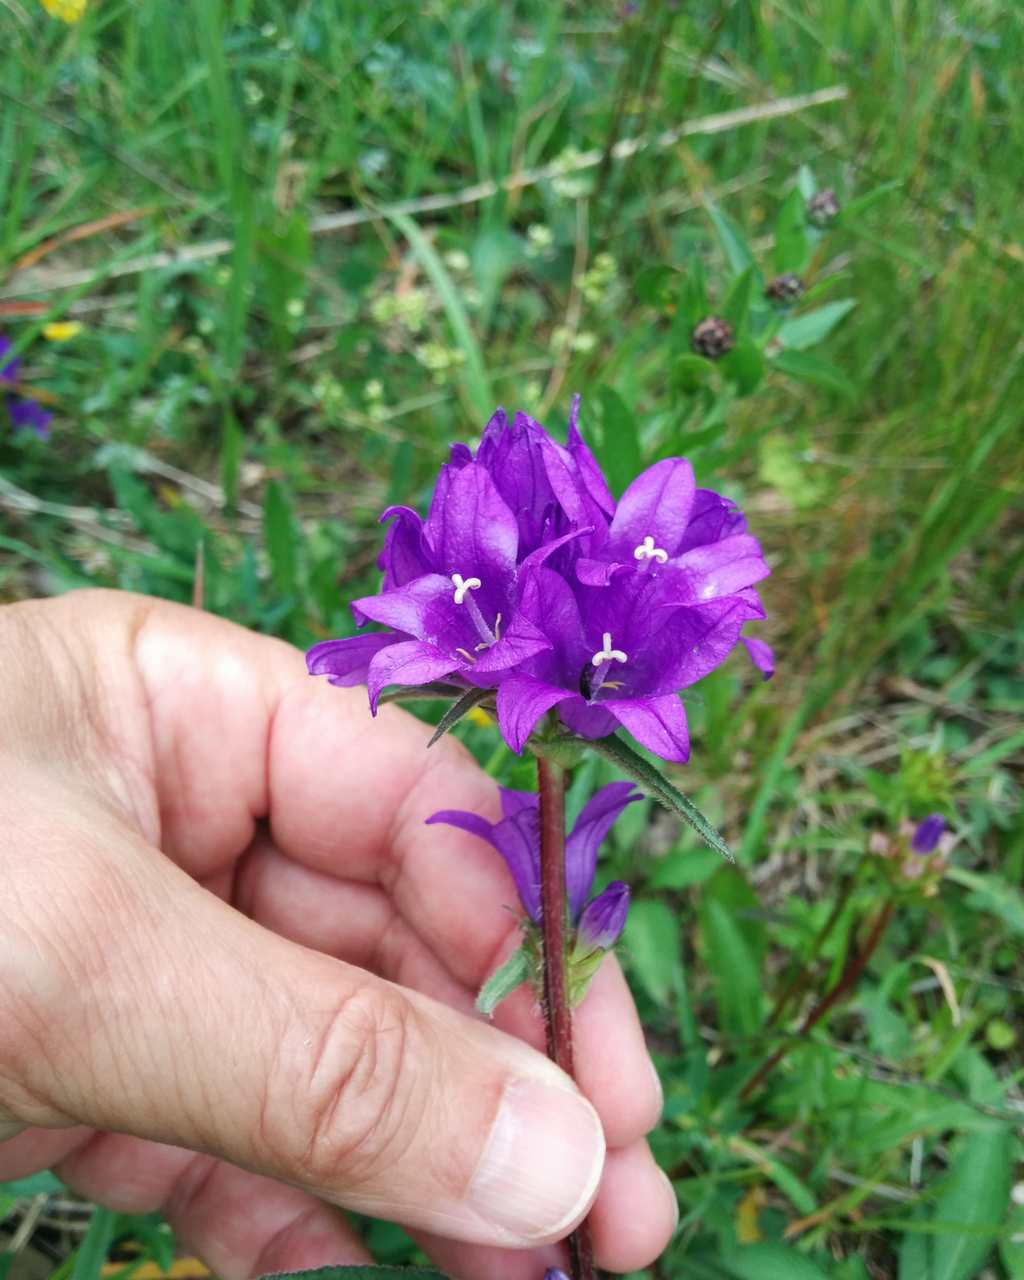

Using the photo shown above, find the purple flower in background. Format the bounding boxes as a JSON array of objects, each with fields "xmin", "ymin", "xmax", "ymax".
[
  {"xmin": 911, "ymin": 813, "xmax": 946, "ymax": 854},
  {"xmin": 427, "ymin": 781, "xmax": 638, "ymax": 946},
  {"xmin": 545, "ymin": 1271, "xmax": 571, "ymax": 1280},
  {"xmin": 1, "ymin": 335, "xmax": 52, "ymax": 438}
]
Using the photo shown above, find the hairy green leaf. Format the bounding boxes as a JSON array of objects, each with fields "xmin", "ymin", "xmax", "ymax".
[
  {"xmin": 477, "ymin": 943, "xmax": 530, "ymax": 1016},
  {"xmin": 427, "ymin": 686, "xmax": 493, "ymax": 747}
]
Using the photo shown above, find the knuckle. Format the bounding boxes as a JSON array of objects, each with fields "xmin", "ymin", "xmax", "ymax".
[{"xmin": 278, "ymin": 984, "xmax": 424, "ymax": 1188}]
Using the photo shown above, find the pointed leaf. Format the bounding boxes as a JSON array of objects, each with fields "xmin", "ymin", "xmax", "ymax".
[
  {"xmin": 771, "ymin": 348, "xmax": 857, "ymax": 399},
  {"xmin": 427, "ymin": 686, "xmax": 493, "ymax": 747},
  {"xmin": 574, "ymin": 733, "xmax": 733, "ymax": 861},
  {"xmin": 929, "ymin": 1127, "xmax": 1013, "ymax": 1280},
  {"xmin": 705, "ymin": 198, "xmax": 755, "ymax": 276},
  {"xmin": 777, "ymin": 300, "xmax": 856, "ymax": 351},
  {"xmin": 476, "ymin": 943, "xmax": 530, "ymax": 1017}
]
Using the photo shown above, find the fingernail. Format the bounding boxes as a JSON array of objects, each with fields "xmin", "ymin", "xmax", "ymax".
[{"xmin": 468, "ymin": 1079, "xmax": 605, "ymax": 1244}]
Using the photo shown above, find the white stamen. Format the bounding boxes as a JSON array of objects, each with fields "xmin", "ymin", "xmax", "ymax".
[
  {"xmin": 591, "ymin": 632, "xmax": 628, "ymax": 667},
  {"xmin": 451, "ymin": 573, "xmax": 482, "ymax": 604},
  {"xmin": 633, "ymin": 535, "xmax": 668, "ymax": 564}
]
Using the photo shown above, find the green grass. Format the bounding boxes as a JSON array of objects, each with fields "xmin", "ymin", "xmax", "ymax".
[{"xmin": 1, "ymin": 1, "xmax": 1023, "ymax": 1278}]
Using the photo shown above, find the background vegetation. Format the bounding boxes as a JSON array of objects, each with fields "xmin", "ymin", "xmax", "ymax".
[{"xmin": 1, "ymin": 2, "xmax": 1022, "ymax": 1278}]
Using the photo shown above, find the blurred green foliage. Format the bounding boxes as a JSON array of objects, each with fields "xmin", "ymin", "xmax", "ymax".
[{"xmin": 1, "ymin": 1, "xmax": 1022, "ymax": 1278}]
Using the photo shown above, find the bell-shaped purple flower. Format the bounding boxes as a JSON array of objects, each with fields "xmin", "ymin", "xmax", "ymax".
[
  {"xmin": 911, "ymin": 813, "xmax": 946, "ymax": 854},
  {"xmin": 427, "ymin": 781, "xmax": 639, "ymax": 934},
  {"xmin": 495, "ymin": 565, "xmax": 765, "ymax": 762},
  {"xmin": 1, "ymin": 335, "xmax": 52, "ymax": 439}
]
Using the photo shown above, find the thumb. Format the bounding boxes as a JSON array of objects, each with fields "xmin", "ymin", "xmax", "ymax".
[{"xmin": 1, "ymin": 801, "xmax": 605, "ymax": 1249}]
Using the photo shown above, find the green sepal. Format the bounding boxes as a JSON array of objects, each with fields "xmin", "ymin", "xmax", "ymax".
[
  {"xmin": 568, "ymin": 940, "xmax": 609, "ymax": 1007},
  {"xmin": 476, "ymin": 942, "xmax": 530, "ymax": 1017},
  {"xmin": 528, "ymin": 733, "xmax": 586, "ymax": 769},
  {"xmin": 427, "ymin": 685, "xmax": 493, "ymax": 747},
  {"xmin": 574, "ymin": 732, "xmax": 733, "ymax": 862}
]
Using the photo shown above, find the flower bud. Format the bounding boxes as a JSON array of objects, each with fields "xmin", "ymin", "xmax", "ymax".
[
  {"xmin": 911, "ymin": 813, "xmax": 946, "ymax": 854},
  {"xmin": 765, "ymin": 273, "xmax": 804, "ymax": 304},
  {"xmin": 690, "ymin": 316, "xmax": 735, "ymax": 359},
  {"xmin": 545, "ymin": 1271, "xmax": 571, "ymax": 1280},
  {"xmin": 578, "ymin": 881, "xmax": 630, "ymax": 950},
  {"xmin": 807, "ymin": 188, "xmax": 840, "ymax": 226}
]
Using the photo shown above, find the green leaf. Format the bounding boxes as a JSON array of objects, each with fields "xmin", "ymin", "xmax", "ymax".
[
  {"xmin": 720, "ymin": 339, "xmax": 764, "ymax": 396},
  {"xmin": 839, "ymin": 180, "xmax": 902, "ymax": 221},
  {"xmin": 723, "ymin": 265, "xmax": 756, "ymax": 331},
  {"xmin": 427, "ymin": 686, "xmax": 493, "ymax": 747},
  {"xmin": 679, "ymin": 254, "xmax": 708, "ymax": 326},
  {"xmin": 725, "ymin": 1243, "xmax": 835, "ymax": 1280},
  {"xmin": 263, "ymin": 480, "xmax": 298, "ymax": 594},
  {"xmin": 928, "ymin": 1127, "xmax": 1013, "ymax": 1280},
  {"xmin": 220, "ymin": 411, "xmax": 243, "ymax": 515},
  {"xmin": 263, "ymin": 1270, "xmax": 448, "ymax": 1280},
  {"xmin": 699, "ymin": 867, "xmax": 764, "ymax": 1038},
  {"xmin": 623, "ymin": 898, "xmax": 681, "ymax": 1005},
  {"xmin": 946, "ymin": 868, "xmax": 1024, "ymax": 936},
  {"xmin": 671, "ymin": 353, "xmax": 712, "ymax": 391},
  {"xmin": 579, "ymin": 732, "xmax": 733, "ymax": 861},
  {"xmin": 0, "ymin": 1170, "xmax": 64, "ymax": 1196},
  {"xmin": 705, "ymin": 198, "xmax": 755, "ymax": 276},
  {"xmin": 636, "ymin": 263, "xmax": 676, "ymax": 307},
  {"xmin": 387, "ymin": 210, "xmax": 493, "ymax": 420},
  {"xmin": 773, "ymin": 188, "xmax": 809, "ymax": 273},
  {"xmin": 593, "ymin": 386, "xmax": 643, "ymax": 496},
  {"xmin": 476, "ymin": 943, "xmax": 530, "ymax": 1016},
  {"xmin": 771, "ymin": 349, "xmax": 857, "ymax": 399},
  {"xmin": 73, "ymin": 1207, "xmax": 117, "ymax": 1280},
  {"xmin": 797, "ymin": 164, "xmax": 818, "ymax": 201},
  {"xmin": 777, "ymin": 300, "xmax": 856, "ymax": 351}
]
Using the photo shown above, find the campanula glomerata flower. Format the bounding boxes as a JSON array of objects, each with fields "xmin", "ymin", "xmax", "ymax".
[
  {"xmin": 911, "ymin": 813, "xmax": 946, "ymax": 853},
  {"xmin": 1, "ymin": 336, "xmax": 52, "ymax": 438},
  {"xmin": 307, "ymin": 398, "xmax": 773, "ymax": 762},
  {"xmin": 426, "ymin": 781, "xmax": 638, "ymax": 949}
]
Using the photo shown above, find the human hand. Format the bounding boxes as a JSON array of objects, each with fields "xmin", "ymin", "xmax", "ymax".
[{"xmin": 0, "ymin": 591, "xmax": 675, "ymax": 1279}]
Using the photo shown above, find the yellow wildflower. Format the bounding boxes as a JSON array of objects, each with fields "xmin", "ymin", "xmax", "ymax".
[
  {"xmin": 43, "ymin": 321, "xmax": 83, "ymax": 342},
  {"xmin": 40, "ymin": 0, "xmax": 87, "ymax": 22}
]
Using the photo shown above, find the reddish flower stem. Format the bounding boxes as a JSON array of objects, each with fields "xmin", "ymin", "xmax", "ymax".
[{"xmin": 536, "ymin": 756, "xmax": 595, "ymax": 1280}]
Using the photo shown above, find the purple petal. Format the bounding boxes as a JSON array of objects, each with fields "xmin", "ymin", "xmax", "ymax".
[
  {"xmin": 558, "ymin": 699, "xmax": 618, "ymax": 740},
  {"xmin": 473, "ymin": 407, "xmax": 509, "ymax": 467},
  {"xmin": 609, "ymin": 695, "xmax": 690, "ymax": 762},
  {"xmin": 742, "ymin": 635, "xmax": 774, "ymax": 680},
  {"xmin": 471, "ymin": 612, "xmax": 552, "ymax": 675},
  {"xmin": 608, "ymin": 458, "xmax": 696, "ymax": 560},
  {"xmin": 643, "ymin": 596, "xmax": 763, "ymax": 693},
  {"xmin": 567, "ymin": 393, "xmax": 615, "ymax": 516},
  {"xmin": 378, "ymin": 505, "xmax": 433, "ymax": 588},
  {"xmin": 676, "ymin": 488, "xmax": 747, "ymax": 552},
  {"xmin": 545, "ymin": 1269, "xmax": 572, "ymax": 1280},
  {"xmin": 577, "ymin": 881, "xmax": 630, "ymax": 950},
  {"xmin": 565, "ymin": 782, "xmax": 640, "ymax": 919},
  {"xmin": 911, "ymin": 813, "xmax": 946, "ymax": 854},
  {"xmin": 366, "ymin": 639, "xmax": 457, "ymax": 712},
  {"xmin": 306, "ymin": 633, "xmax": 398, "ymax": 687},
  {"xmin": 668, "ymin": 533, "xmax": 770, "ymax": 602},
  {"xmin": 8, "ymin": 397, "xmax": 52, "ymax": 437},
  {"xmin": 427, "ymin": 462, "xmax": 519, "ymax": 585},
  {"xmin": 496, "ymin": 673, "xmax": 575, "ymax": 754},
  {"xmin": 575, "ymin": 557, "xmax": 629, "ymax": 588},
  {"xmin": 499, "ymin": 788, "xmax": 538, "ymax": 820},
  {"xmin": 426, "ymin": 806, "xmax": 542, "ymax": 921},
  {"xmin": 354, "ymin": 575, "xmax": 467, "ymax": 650}
]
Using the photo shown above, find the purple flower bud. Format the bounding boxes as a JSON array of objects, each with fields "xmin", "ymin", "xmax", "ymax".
[
  {"xmin": 578, "ymin": 881, "xmax": 630, "ymax": 950},
  {"xmin": 544, "ymin": 1270, "xmax": 571, "ymax": 1280},
  {"xmin": 911, "ymin": 814, "xmax": 946, "ymax": 854},
  {"xmin": 1, "ymin": 334, "xmax": 52, "ymax": 438}
]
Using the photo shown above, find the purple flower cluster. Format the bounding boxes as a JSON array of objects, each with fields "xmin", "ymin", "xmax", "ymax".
[
  {"xmin": 0, "ymin": 336, "xmax": 52, "ymax": 438},
  {"xmin": 428, "ymin": 782, "xmax": 638, "ymax": 951},
  {"xmin": 308, "ymin": 398, "xmax": 772, "ymax": 762}
]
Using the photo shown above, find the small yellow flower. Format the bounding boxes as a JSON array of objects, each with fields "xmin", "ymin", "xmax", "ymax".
[
  {"xmin": 43, "ymin": 321, "xmax": 83, "ymax": 342},
  {"xmin": 40, "ymin": 0, "xmax": 88, "ymax": 22},
  {"xmin": 467, "ymin": 707, "xmax": 493, "ymax": 729}
]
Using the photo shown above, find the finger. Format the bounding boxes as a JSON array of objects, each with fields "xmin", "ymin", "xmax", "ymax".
[
  {"xmin": 588, "ymin": 1140, "xmax": 679, "ymax": 1273},
  {"xmin": 54, "ymin": 1135, "xmax": 371, "ymax": 1280},
  {"xmin": 2, "ymin": 797, "xmax": 605, "ymax": 1252},
  {"xmin": 236, "ymin": 833, "xmax": 661, "ymax": 1149}
]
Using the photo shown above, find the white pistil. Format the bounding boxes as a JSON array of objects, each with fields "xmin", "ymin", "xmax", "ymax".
[
  {"xmin": 633, "ymin": 535, "xmax": 668, "ymax": 564},
  {"xmin": 451, "ymin": 573, "xmax": 482, "ymax": 604},
  {"xmin": 591, "ymin": 633, "xmax": 628, "ymax": 667}
]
